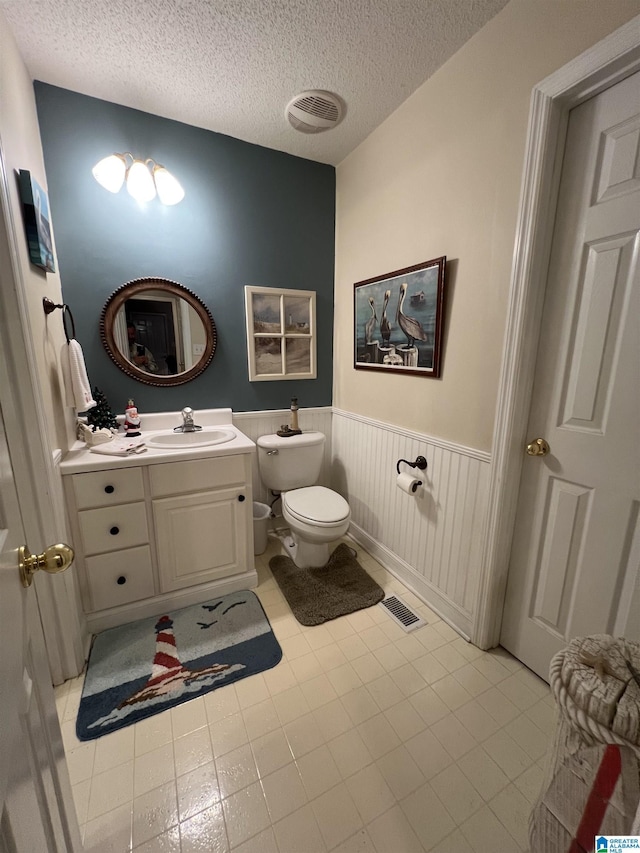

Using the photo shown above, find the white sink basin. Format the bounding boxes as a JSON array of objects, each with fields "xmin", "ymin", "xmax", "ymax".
[{"xmin": 146, "ymin": 428, "xmax": 235, "ymax": 449}]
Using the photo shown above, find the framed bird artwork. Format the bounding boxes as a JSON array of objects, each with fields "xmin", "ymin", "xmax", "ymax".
[{"xmin": 354, "ymin": 256, "xmax": 446, "ymax": 377}]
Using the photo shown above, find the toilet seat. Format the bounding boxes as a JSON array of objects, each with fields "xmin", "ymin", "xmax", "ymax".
[{"xmin": 283, "ymin": 486, "xmax": 349, "ymax": 527}]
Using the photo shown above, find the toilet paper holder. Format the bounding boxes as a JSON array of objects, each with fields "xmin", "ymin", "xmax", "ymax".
[{"xmin": 396, "ymin": 455, "xmax": 428, "ymax": 475}]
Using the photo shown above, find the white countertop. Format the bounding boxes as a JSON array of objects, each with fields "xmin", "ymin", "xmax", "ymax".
[{"xmin": 60, "ymin": 409, "xmax": 256, "ymax": 475}]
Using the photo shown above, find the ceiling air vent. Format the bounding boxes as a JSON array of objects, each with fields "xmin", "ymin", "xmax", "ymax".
[{"xmin": 286, "ymin": 90, "xmax": 344, "ymax": 134}]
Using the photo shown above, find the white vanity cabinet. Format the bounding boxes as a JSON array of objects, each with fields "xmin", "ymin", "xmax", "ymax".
[
  {"xmin": 150, "ymin": 455, "xmax": 249, "ymax": 593},
  {"xmin": 61, "ymin": 439, "xmax": 256, "ymax": 632}
]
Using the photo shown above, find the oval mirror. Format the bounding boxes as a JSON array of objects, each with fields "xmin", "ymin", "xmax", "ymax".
[{"xmin": 100, "ymin": 277, "xmax": 217, "ymax": 386}]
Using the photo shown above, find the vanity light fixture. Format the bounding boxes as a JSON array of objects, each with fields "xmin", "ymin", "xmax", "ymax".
[{"xmin": 91, "ymin": 153, "xmax": 185, "ymax": 205}]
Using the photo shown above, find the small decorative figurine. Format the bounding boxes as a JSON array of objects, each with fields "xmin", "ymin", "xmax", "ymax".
[{"xmin": 124, "ymin": 399, "xmax": 141, "ymax": 437}]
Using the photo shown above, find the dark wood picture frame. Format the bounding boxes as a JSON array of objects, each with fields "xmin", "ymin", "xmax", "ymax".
[{"xmin": 354, "ymin": 256, "xmax": 446, "ymax": 377}]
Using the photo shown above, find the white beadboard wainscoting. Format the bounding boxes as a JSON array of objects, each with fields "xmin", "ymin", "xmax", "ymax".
[
  {"xmin": 332, "ymin": 409, "xmax": 491, "ymax": 639},
  {"xmin": 232, "ymin": 407, "xmax": 333, "ymax": 506}
]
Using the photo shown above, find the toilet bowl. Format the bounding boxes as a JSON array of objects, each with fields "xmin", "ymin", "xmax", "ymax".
[
  {"xmin": 281, "ymin": 486, "xmax": 350, "ymax": 567},
  {"xmin": 256, "ymin": 431, "xmax": 351, "ymax": 569}
]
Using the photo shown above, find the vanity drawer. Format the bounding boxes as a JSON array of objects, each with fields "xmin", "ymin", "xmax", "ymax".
[
  {"xmin": 72, "ymin": 467, "xmax": 145, "ymax": 509},
  {"xmin": 85, "ymin": 545, "xmax": 155, "ymax": 611},
  {"xmin": 79, "ymin": 501, "xmax": 149, "ymax": 555},
  {"xmin": 149, "ymin": 455, "xmax": 245, "ymax": 497}
]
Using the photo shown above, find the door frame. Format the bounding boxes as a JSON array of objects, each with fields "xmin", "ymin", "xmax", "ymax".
[{"xmin": 472, "ymin": 15, "xmax": 640, "ymax": 650}]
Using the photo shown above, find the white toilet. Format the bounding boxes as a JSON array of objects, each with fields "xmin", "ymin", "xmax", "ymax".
[{"xmin": 256, "ymin": 431, "xmax": 350, "ymax": 568}]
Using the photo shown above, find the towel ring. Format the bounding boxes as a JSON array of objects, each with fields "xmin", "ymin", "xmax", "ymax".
[{"xmin": 43, "ymin": 297, "xmax": 76, "ymax": 343}]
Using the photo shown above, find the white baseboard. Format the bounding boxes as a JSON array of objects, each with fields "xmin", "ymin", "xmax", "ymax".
[{"xmin": 349, "ymin": 522, "xmax": 472, "ymax": 640}]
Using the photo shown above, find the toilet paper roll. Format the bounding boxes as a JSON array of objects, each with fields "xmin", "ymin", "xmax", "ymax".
[{"xmin": 397, "ymin": 472, "xmax": 422, "ymax": 494}]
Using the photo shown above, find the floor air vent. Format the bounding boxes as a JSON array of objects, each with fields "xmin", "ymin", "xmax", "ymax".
[{"xmin": 379, "ymin": 595, "xmax": 426, "ymax": 632}]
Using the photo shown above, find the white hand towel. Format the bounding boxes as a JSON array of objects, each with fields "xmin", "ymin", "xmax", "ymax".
[
  {"xmin": 89, "ymin": 440, "xmax": 147, "ymax": 457},
  {"xmin": 61, "ymin": 339, "xmax": 96, "ymax": 412}
]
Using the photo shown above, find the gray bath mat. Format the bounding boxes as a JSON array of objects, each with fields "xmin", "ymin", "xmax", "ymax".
[{"xmin": 269, "ymin": 543, "xmax": 385, "ymax": 626}]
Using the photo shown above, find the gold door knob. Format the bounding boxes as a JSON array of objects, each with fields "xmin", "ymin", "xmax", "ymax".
[
  {"xmin": 19, "ymin": 543, "xmax": 74, "ymax": 588},
  {"xmin": 526, "ymin": 438, "xmax": 550, "ymax": 457}
]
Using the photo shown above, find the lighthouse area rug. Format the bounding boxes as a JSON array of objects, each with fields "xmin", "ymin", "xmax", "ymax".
[{"xmin": 76, "ymin": 590, "xmax": 282, "ymax": 741}]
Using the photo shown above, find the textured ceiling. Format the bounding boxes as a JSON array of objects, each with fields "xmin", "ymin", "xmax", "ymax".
[{"xmin": 1, "ymin": 0, "xmax": 510, "ymax": 165}]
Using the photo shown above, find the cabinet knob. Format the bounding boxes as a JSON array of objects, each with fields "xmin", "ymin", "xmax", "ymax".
[
  {"xmin": 104, "ymin": 485, "xmax": 115, "ymax": 494},
  {"xmin": 110, "ymin": 526, "xmax": 120, "ymax": 535},
  {"xmin": 116, "ymin": 576, "xmax": 126, "ymax": 585},
  {"xmin": 238, "ymin": 494, "xmax": 245, "ymax": 502}
]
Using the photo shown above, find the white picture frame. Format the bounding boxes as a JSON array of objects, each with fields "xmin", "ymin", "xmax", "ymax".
[{"xmin": 244, "ymin": 286, "xmax": 316, "ymax": 382}]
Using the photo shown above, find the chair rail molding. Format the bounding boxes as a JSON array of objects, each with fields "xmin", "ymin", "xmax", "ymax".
[
  {"xmin": 331, "ymin": 408, "xmax": 491, "ymax": 463},
  {"xmin": 473, "ymin": 15, "xmax": 640, "ymax": 650}
]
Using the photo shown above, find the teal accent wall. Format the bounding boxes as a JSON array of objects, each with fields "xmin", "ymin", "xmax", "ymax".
[{"xmin": 34, "ymin": 83, "xmax": 335, "ymax": 414}]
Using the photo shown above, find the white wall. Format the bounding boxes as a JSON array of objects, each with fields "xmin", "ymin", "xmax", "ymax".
[
  {"xmin": 0, "ymin": 10, "xmax": 77, "ymax": 453},
  {"xmin": 334, "ymin": 0, "xmax": 640, "ymax": 453},
  {"xmin": 332, "ymin": 0, "xmax": 640, "ymax": 636}
]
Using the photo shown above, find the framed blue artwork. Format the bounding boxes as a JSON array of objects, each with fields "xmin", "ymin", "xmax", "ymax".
[{"xmin": 19, "ymin": 170, "xmax": 56, "ymax": 272}]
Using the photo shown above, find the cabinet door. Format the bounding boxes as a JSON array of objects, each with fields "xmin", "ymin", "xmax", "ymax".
[{"xmin": 154, "ymin": 488, "xmax": 248, "ymax": 592}]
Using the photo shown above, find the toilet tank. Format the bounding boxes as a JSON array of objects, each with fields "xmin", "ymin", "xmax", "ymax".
[{"xmin": 257, "ymin": 431, "xmax": 325, "ymax": 492}]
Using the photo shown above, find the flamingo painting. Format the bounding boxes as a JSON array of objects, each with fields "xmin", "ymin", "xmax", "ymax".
[{"xmin": 396, "ymin": 282, "xmax": 427, "ymax": 348}]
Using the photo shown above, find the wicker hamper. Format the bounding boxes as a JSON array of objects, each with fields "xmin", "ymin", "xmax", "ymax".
[{"xmin": 529, "ymin": 635, "xmax": 640, "ymax": 852}]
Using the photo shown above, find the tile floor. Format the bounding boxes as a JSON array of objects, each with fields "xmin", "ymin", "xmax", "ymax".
[{"xmin": 55, "ymin": 535, "xmax": 555, "ymax": 853}]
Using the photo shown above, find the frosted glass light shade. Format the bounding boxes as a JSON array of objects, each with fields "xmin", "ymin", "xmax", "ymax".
[
  {"xmin": 92, "ymin": 154, "xmax": 126, "ymax": 193},
  {"xmin": 126, "ymin": 160, "xmax": 156, "ymax": 202},
  {"xmin": 93, "ymin": 153, "xmax": 184, "ymax": 205},
  {"xmin": 153, "ymin": 166, "xmax": 185, "ymax": 205}
]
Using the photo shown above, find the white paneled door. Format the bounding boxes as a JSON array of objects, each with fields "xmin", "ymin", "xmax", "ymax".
[
  {"xmin": 0, "ymin": 395, "xmax": 80, "ymax": 851},
  {"xmin": 0, "ymin": 159, "xmax": 80, "ymax": 847},
  {"xmin": 500, "ymin": 70, "xmax": 640, "ymax": 680}
]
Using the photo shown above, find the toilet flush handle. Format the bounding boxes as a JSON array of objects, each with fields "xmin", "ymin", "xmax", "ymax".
[{"xmin": 267, "ymin": 449, "xmax": 279, "ymax": 456}]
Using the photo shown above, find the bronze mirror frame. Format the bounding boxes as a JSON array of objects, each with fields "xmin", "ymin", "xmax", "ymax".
[{"xmin": 100, "ymin": 277, "xmax": 217, "ymax": 387}]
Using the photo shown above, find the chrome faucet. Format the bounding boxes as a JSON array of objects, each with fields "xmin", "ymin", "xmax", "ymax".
[{"xmin": 174, "ymin": 407, "xmax": 202, "ymax": 433}]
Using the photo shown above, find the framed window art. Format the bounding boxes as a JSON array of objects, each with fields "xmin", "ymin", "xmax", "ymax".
[{"xmin": 244, "ymin": 286, "xmax": 316, "ymax": 381}]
